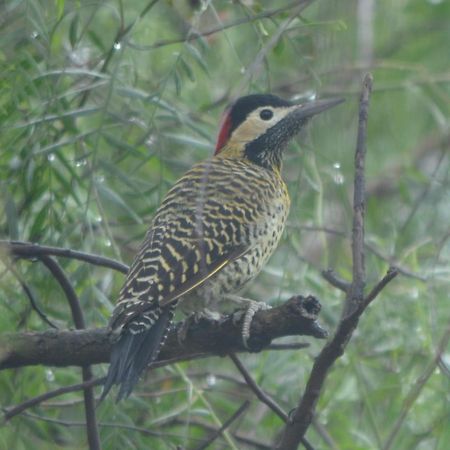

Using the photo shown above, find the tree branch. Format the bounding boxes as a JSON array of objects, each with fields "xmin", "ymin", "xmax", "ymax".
[
  {"xmin": 0, "ymin": 295, "xmax": 326, "ymax": 371},
  {"xmin": 276, "ymin": 74, "xmax": 398, "ymax": 449},
  {"xmin": 1, "ymin": 240, "xmax": 128, "ymax": 274},
  {"xmin": 38, "ymin": 255, "xmax": 101, "ymax": 450}
]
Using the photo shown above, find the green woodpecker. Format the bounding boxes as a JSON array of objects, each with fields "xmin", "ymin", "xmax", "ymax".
[{"xmin": 102, "ymin": 93, "xmax": 343, "ymax": 400}]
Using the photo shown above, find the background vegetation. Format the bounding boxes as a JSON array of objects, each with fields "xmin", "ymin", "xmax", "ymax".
[{"xmin": 1, "ymin": 0, "xmax": 449, "ymax": 449}]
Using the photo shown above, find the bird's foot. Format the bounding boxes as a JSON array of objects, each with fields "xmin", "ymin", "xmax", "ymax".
[
  {"xmin": 226, "ymin": 295, "xmax": 271, "ymax": 350},
  {"xmin": 177, "ymin": 309, "xmax": 221, "ymax": 346}
]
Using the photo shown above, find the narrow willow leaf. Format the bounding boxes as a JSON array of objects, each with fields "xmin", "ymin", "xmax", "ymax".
[
  {"xmin": 56, "ymin": 0, "xmax": 65, "ymax": 21},
  {"xmin": 173, "ymin": 69, "xmax": 182, "ymax": 96},
  {"xmin": 87, "ymin": 30, "xmax": 107, "ymax": 52},
  {"xmin": 179, "ymin": 56, "xmax": 195, "ymax": 82},
  {"xmin": 4, "ymin": 194, "xmax": 19, "ymax": 240},
  {"xmin": 29, "ymin": 200, "xmax": 50, "ymax": 239},
  {"xmin": 69, "ymin": 14, "xmax": 79, "ymax": 48},
  {"xmin": 96, "ymin": 182, "xmax": 143, "ymax": 224},
  {"xmin": 186, "ymin": 43, "xmax": 209, "ymax": 75}
]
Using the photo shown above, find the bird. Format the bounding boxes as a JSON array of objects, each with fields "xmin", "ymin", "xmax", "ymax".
[{"xmin": 101, "ymin": 93, "xmax": 343, "ymax": 401}]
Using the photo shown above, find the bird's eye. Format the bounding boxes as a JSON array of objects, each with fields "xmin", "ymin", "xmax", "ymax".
[{"xmin": 259, "ymin": 109, "xmax": 274, "ymax": 121}]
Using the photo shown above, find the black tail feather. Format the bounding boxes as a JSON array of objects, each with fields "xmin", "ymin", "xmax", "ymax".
[{"xmin": 100, "ymin": 307, "xmax": 174, "ymax": 402}]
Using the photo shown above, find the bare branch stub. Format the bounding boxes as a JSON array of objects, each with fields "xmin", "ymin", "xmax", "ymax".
[
  {"xmin": 363, "ymin": 266, "xmax": 399, "ymax": 309},
  {"xmin": 321, "ymin": 269, "xmax": 350, "ymax": 292}
]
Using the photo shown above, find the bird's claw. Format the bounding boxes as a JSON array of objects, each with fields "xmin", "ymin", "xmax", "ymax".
[
  {"xmin": 224, "ymin": 296, "xmax": 271, "ymax": 349},
  {"xmin": 241, "ymin": 300, "xmax": 271, "ymax": 349}
]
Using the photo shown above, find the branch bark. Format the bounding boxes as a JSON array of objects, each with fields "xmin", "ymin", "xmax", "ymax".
[
  {"xmin": 0, "ymin": 295, "xmax": 326, "ymax": 370},
  {"xmin": 1, "ymin": 240, "xmax": 128, "ymax": 274}
]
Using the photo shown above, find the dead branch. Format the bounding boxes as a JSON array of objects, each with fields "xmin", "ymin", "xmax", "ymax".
[{"xmin": 276, "ymin": 74, "xmax": 399, "ymax": 449}]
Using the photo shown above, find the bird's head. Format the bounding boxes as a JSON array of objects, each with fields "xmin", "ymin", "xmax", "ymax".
[{"xmin": 214, "ymin": 94, "xmax": 343, "ymax": 171}]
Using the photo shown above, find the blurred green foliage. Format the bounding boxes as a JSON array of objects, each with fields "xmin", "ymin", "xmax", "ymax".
[{"xmin": 0, "ymin": 0, "xmax": 449, "ymax": 448}]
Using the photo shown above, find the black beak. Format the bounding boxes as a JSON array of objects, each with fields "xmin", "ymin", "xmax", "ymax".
[
  {"xmin": 244, "ymin": 96, "xmax": 344, "ymax": 170},
  {"xmin": 291, "ymin": 97, "xmax": 345, "ymax": 120}
]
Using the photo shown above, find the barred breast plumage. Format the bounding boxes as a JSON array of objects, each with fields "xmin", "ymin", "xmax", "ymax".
[{"xmin": 111, "ymin": 157, "xmax": 289, "ymax": 326}]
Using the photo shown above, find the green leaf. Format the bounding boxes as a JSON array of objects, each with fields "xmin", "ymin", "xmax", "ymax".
[
  {"xmin": 29, "ymin": 200, "xmax": 50, "ymax": 239},
  {"xmin": 69, "ymin": 13, "xmax": 79, "ymax": 48},
  {"xmin": 186, "ymin": 43, "xmax": 209, "ymax": 75},
  {"xmin": 4, "ymin": 193, "xmax": 19, "ymax": 239},
  {"xmin": 173, "ymin": 69, "xmax": 182, "ymax": 96},
  {"xmin": 55, "ymin": 0, "xmax": 65, "ymax": 21},
  {"xmin": 179, "ymin": 56, "xmax": 195, "ymax": 82},
  {"xmin": 95, "ymin": 182, "xmax": 143, "ymax": 224}
]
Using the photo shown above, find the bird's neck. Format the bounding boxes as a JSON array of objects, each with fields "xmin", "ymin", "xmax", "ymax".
[{"xmin": 215, "ymin": 142, "xmax": 283, "ymax": 176}]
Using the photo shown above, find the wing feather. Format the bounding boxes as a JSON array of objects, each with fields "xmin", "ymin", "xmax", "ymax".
[{"xmin": 109, "ymin": 160, "xmax": 260, "ymax": 332}]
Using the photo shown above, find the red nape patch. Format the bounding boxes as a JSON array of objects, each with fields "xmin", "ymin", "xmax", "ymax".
[{"xmin": 214, "ymin": 110, "xmax": 232, "ymax": 155}]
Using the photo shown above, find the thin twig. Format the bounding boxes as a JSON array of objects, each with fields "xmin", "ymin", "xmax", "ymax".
[
  {"xmin": 21, "ymin": 412, "xmax": 206, "ymax": 442},
  {"xmin": 3, "ymin": 377, "xmax": 104, "ymax": 422},
  {"xmin": 23, "ymin": 410, "xmax": 271, "ymax": 446},
  {"xmin": 229, "ymin": 353, "xmax": 288, "ymax": 422},
  {"xmin": 2, "ymin": 240, "xmax": 128, "ymax": 273},
  {"xmin": 19, "ymin": 279, "xmax": 59, "ymax": 328},
  {"xmin": 24, "ymin": 410, "xmax": 274, "ymax": 446},
  {"xmin": 5, "ymin": 262, "xmax": 58, "ymax": 329},
  {"xmin": 362, "ymin": 267, "xmax": 399, "ymax": 309},
  {"xmin": 21, "ymin": 411, "xmax": 164, "ymax": 436},
  {"xmin": 194, "ymin": 401, "xmax": 250, "ymax": 450},
  {"xmin": 128, "ymin": 0, "xmax": 313, "ymax": 51}
]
